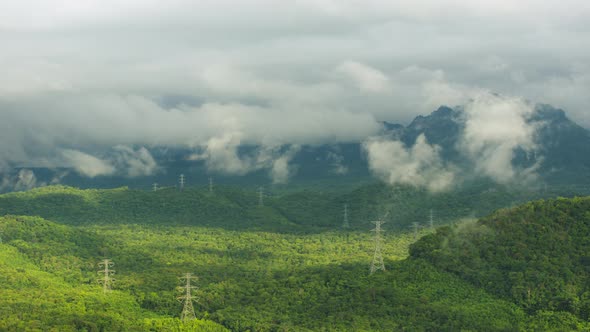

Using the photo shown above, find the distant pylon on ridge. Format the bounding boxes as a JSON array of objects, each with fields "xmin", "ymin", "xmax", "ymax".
[
  {"xmin": 342, "ymin": 204, "xmax": 350, "ymax": 229},
  {"xmin": 411, "ymin": 222, "xmax": 422, "ymax": 240},
  {"xmin": 179, "ymin": 174, "xmax": 185, "ymax": 191},
  {"xmin": 152, "ymin": 183, "xmax": 158, "ymax": 192},
  {"xmin": 370, "ymin": 220, "xmax": 386, "ymax": 274}
]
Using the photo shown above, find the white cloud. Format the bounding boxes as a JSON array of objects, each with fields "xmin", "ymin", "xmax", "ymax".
[
  {"xmin": 60, "ymin": 146, "xmax": 160, "ymax": 178},
  {"xmin": 0, "ymin": 169, "xmax": 45, "ymax": 192},
  {"xmin": 268, "ymin": 145, "xmax": 300, "ymax": 184},
  {"xmin": 61, "ymin": 149, "xmax": 116, "ymax": 178},
  {"xmin": 336, "ymin": 61, "xmax": 391, "ymax": 93},
  {"xmin": 191, "ymin": 135, "xmax": 301, "ymax": 183},
  {"xmin": 0, "ymin": 95, "xmax": 380, "ymax": 177},
  {"xmin": 363, "ymin": 134, "xmax": 455, "ymax": 192},
  {"xmin": 0, "ymin": 0, "xmax": 589, "ymax": 183},
  {"xmin": 196, "ymin": 133, "xmax": 253, "ymax": 176},
  {"xmin": 459, "ymin": 92, "xmax": 540, "ymax": 183},
  {"xmin": 327, "ymin": 151, "xmax": 348, "ymax": 175},
  {"xmin": 112, "ymin": 145, "xmax": 159, "ymax": 177}
]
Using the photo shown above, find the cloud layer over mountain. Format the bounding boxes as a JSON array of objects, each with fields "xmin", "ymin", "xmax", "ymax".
[{"xmin": 1, "ymin": 0, "xmax": 588, "ymax": 188}]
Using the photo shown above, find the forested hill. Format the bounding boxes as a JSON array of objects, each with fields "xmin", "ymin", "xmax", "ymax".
[
  {"xmin": 0, "ymin": 183, "xmax": 583, "ymax": 232},
  {"xmin": 410, "ymin": 196, "xmax": 590, "ymax": 323},
  {"xmin": 3, "ymin": 189, "xmax": 590, "ymax": 330}
]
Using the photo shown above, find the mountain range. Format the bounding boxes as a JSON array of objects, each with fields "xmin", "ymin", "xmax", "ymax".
[{"xmin": 4, "ymin": 104, "xmax": 589, "ymax": 193}]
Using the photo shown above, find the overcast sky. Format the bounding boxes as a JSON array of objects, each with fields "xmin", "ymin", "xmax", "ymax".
[{"xmin": 1, "ymin": 0, "xmax": 589, "ymax": 181}]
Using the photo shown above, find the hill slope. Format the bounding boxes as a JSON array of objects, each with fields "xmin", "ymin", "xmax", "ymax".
[
  {"xmin": 1, "ymin": 183, "xmax": 585, "ymax": 233},
  {"xmin": 411, "ymin": 196, "xmax": 590, "ymax": 323},
  {"xmin": 3, "ymin": 188, "xmax": 590, "ymax": 330},
  {"xmin": 0, "ymin": 215, "xmax": 228, "ymax": 332},
  {"xmin": 0, "ymin": 214, "xmax": 530, "ymax": 331}
]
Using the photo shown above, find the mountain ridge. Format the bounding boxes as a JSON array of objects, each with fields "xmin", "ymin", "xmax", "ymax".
[{"xmin": 3, "ymin": 104, "xmax": 589, "ymax": 193}]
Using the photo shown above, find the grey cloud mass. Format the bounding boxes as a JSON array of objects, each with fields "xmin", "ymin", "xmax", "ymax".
[{"xmin": 1, "ymin": 0, "xmax": 589, "ymax": 186}]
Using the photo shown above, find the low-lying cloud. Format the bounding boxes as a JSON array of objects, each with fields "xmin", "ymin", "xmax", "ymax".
[
  {"xmin": 363, "ymin": 91, "xmax": 545, "ymax": 191},
  {"xmin": 1, "ymin": 0, "xmax": 588, "ymax": 190},
  {"xmin": 189, "ymin": 136, "xmax": 301, "ymax": 184},
  {"xmin": 60, "ymin": 145, "xmax": 159, "ymax": 178},
  {"xmin": 459, "ymin": 93, "xmax": 540, "ymax": 184},
  {"xmin": 61, "ymin": 149, "xmax": 116, "ymax": 178},
  {"xmin": 0, "ymin": 94, "xmax": 380, "ymax": 184},
  {"xmin": 0, "ymin": 169, "xmax": 48, "ymax": 192},
  {"xmin": 326, "ymin": 151, "xmax": 349, "ymax": 175},
  {"xmin": 363, "ymin": 134, "xmax": 455, "ymax": 192}
]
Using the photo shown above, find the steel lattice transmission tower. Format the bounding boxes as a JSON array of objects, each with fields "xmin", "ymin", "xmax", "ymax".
[
  {"xmin": 342, "ymin": 204, "xmax": 350, "ymax": 229},
  {"xmin": 179, "ymin": 174, "xmax": 185, "ymax": 191},
  {"xmin": 428, "ymin": 209, "xmax": 434, "ymax": 230},
  {"xmin": 152, "ymin": 182, "xmax": 158, "ymax": 192},
  {"xmin": 209, "ymin": 176, "xmax": 214, "ymax": 193},
  {"xmin": 177, "ymin": 273, "xmax": 198, "ymax": 322},
  {"xmin": 411, "ymin": 222, "xmax": 422, "ymax": 240},
  {"xmin": 370, "ymin": 220, "xmax": 386, "ymax": 274},
  {"xmin": 97, "ymin": 259, "xmax": 115, "ymax": 294}
]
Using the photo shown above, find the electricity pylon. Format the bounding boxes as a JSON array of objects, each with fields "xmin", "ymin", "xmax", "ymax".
[
  {"xmin": 209, "ymin": 176, "xmax": 213, "ymax": 193},
  {"xmin": 152, "ymin": 183, "xmax": 158, "ymax": 192},
  {"xmin": 370, "ymin": 220, "xmax": 386, "ymax": 274},
  {"xmin": 177, "ymin": 273, "xmax": 198, "ymax": 322},
  {"xmin": 258, "ymin": 186, "xmax": 264, "ymax": 207},
  {"xmin": 411, "ymin": 222, "xmax": 422, "ymax": 240},
  {"xmin": 428, "ymin": 209, "xmax": 434, "ymax": 230},
  {"xmin": 97, "ymin": 259, "xmax": 115, "ymax": 294},
  {"xmin": 342, "ymin": 204, "xmax": 350, "ymax": 229},
  {"xmin": 179, "ymin": 174, "xmax": 185, "ymax": 191}
]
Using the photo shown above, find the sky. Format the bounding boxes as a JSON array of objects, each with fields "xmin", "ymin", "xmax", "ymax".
[{"xmin": 1, "ymin": 0, "xmax": 589, "ymax": 187}]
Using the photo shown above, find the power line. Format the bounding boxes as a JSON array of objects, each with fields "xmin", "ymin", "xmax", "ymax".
[
  {"xmin": 370, "ymin": 220, "xmax": 386, "ymax": 274},
  {"xmin": 97, "ymin": 259, "xmax": 115, "ymax": 294},
  {"xmin": 177, "ymin": 272, "xmax": 198, "ymax": 322}
]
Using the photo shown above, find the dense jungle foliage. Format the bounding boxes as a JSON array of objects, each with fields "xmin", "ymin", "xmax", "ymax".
[
  {"xmin": 411, "ymin": 196, "xmax": 590, "ymax": 324},
  {"xmin": 0, "ymin": 181, "xmax": 581, "ymax": 231},
  {"xmin": 1, "ymin": 185, "xmax": 590, "ymax": 330}
]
